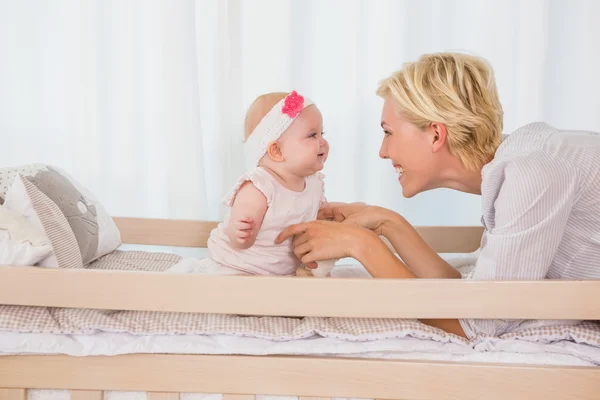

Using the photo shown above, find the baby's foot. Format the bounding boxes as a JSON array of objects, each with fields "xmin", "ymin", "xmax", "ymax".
[{"xmin": 296, "ymin": 267, "xmax": 313, "ymax": 277}]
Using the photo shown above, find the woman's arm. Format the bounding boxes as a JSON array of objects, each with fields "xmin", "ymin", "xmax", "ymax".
[
  {"xmin": 320, "ymin": 203, "xmax": 461, "ymax": 279},
  {"xmin": 276, "ymin": 221, "xmax": 467, "ymax": 337},
  {"xmin": 353, "ymin": 229, "xmax": 417, "ymax": 278},
  {"xmin": 381, "ymin": 217, "xmax": 461, "ymax": 279},
  {"xmin": 354, "ymin": 222, "xmax": 466, "ymax": 336},
  {"xmin": 276, "ymin": 221, "xmax": 415, "ymax": 278}
]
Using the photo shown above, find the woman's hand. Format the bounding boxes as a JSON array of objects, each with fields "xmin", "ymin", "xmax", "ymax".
[
  {"xmin": 275, "ymin": 220, "xmax": 376, "ymax": 267},
  {"xmin": 318, "ymin": 202, "xmax": 402, "ymax": 236}
]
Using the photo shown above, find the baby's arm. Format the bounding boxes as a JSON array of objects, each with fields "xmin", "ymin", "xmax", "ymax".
[{"xmin": 226, "ymin": 181, "xmax": 268, "ymax": 250}]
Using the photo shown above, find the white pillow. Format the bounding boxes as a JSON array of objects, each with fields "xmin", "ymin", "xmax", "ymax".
[
  {"xmin": 1, "ymin": 165, "xmax": 121, "ymax": 268},
  {"xmin": 0, "ymin": 205, "xmax": 52, "ymax": 266}
]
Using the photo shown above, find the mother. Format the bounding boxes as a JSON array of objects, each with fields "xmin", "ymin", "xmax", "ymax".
[{"xmin": 276, "ymin": 52, "xmax": 600, "ymax": 339}]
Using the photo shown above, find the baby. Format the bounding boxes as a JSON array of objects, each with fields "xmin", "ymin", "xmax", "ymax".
[{"xmin": 178, "ymin": 90, "xmax": 333, "ymax": 277}]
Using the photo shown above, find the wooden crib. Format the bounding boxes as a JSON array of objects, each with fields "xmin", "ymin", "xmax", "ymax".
[{"xmin": 0, "ymin": 217, "xmax": 598, "ymax": 400}]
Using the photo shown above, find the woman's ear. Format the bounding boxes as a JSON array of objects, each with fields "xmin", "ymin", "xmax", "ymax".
[
  {"xmin": 266, "ymin": 141, "xmax": 285, "ymax": 162},
  {"xmin": 430, "ymin": 122, "xmax": 448, "ymax": 153}
]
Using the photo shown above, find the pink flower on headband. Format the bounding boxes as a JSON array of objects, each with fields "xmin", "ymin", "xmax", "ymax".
[{"xmin": 281, "ymin": 91, "xmax": 305, "ymax": 118}]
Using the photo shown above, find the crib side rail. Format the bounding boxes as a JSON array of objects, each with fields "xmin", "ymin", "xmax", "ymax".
[
  {"xmin": 113, "ymin": 216, "xmax": 484, "ymax": 253},
  {"xmin": 0, "ymin": 266, "xmax": 598, "ymax": 319},
  {"xmin": 114, "ymin": 217, "xmax": 218, "ymax": 248},
  {"xmin": 1, "ymin": 355, "xmax": 599, "ymax": 399}
]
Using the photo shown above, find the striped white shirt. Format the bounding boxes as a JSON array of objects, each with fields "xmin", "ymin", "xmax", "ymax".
[{"xmin": 460, "ymin": 122, "xmax": 600, "ymax": 338}]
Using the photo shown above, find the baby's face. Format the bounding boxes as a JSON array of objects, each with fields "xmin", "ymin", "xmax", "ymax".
[{"xmin": 278, "ymin": 105, "xmax": 329, "ymax": 176}]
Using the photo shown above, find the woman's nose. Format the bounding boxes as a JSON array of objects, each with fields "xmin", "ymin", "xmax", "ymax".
[{"xmin": 379, "ymin": 139, "xmax": 388, "ymax": 159}]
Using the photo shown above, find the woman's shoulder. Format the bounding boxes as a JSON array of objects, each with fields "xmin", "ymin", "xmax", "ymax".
[
  {"xmin": 482, "ymin": 122, "xmax": 590, "ymax": 209},
  {"xmin": 491, "ymin": 121, "xmax": 600, "ymax": 171},
  {"xmin": 495, "ymin": 122, "xmax": 555, "ymax": 156},
  {"xmin": 498, "ymin": 121, "xmax": 600, "ymax": 157},
  {"xmin": 483, "ymin": 124, "xmax": 557, "ymax": 194},
  {"xmin": 486, "ymin": 122, "xmax": 576, "ymax": 176}
]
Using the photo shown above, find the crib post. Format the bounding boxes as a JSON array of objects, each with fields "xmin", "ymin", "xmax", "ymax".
[
  {"xmin": 148, "ymin": 393, "xmax": 179, "ymax": 400},
  {"xmin": 0, "ymin": 389, "xmax": 25, "ymax": 400},
  {"xmin": 71, "ymin": 391, "xmax": 103, "ymax": 400}
]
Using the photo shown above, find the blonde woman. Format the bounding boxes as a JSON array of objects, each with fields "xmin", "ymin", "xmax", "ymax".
[{"xmin": 276, "ymin": 52, "xmax": 600, "ymax": 339}]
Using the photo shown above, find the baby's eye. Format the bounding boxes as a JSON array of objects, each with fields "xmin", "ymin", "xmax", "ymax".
[
  {"xmin": 309, "ymin": 132, "xmax": 318, "ymax": 138},
  {"xmin": 383, "ymin": 130, "xmax": 391, "ymax": 136}
]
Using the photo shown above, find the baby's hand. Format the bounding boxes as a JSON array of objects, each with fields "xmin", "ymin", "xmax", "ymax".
[{"xmin": 235, "ymin": 217, "xmax": 255, "ymax": 243}]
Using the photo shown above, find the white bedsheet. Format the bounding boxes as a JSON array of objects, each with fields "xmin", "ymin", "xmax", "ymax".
[{"xmin": 2, "ymin": 329, "xmax": 600, "ymax": 366}]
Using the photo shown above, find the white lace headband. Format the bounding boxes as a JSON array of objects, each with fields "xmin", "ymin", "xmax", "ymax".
[{"xmin": 244, "ymin": 91, "xmax": 314, "ymax": 171}]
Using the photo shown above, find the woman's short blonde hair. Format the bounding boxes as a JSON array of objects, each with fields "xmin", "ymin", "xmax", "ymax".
[{"xmin": 376, "ymin": 52, "xmax": 503, "ymax": 170}]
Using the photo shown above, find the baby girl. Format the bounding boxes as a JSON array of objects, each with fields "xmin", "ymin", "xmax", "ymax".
[{"xmin": 173, "ymin": 90, "xmax": 334, "ymax": 277}]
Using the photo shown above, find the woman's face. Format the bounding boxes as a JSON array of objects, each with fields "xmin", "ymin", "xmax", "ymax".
[{"xmin": 379, "ymin": 96, "xmax": 440, "ymax": 198}]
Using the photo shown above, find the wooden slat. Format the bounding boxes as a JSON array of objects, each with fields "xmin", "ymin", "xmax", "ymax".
[
  {"xmin": 0, "ymin": 266, "xmax": 598, "ymax": 319},
  {"xmin": 0, "ymin": 355, "xmax": 598, "ymax": 399},
  {"xmin": 299, "ymin": 397, "xmax": 330, "ymax": 400},
  {"xmin": 147, "ymin": 393, "xmax": 179, "ymax": 400},
  {"xmin": 114, "ymin": 217, "xmax": 218, "ymax": 248},
  {"xmin": 223, "ymin": 395, "xmax": 254, "ymax": 400},
  {"xmin": 113, "ymin": 217, "xmax": 483, "ymax": 253},
  {"xmin": 0, "ymin": 389, "xmax": 25, "ymax": 400},
  {"xmin": 412, "ymin": 225, "xmax": 483, "ymax": 253},
  {"xmin": 71, "ymin": 391, "xmax": 103, "ymax": 400}
]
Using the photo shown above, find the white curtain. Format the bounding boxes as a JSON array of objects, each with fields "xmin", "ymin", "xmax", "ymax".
[{"xmin": 1, "ymin": 0, "xmax": 599, "ymax": 226}]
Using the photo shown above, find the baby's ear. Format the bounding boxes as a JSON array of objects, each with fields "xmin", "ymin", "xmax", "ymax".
[{"xmin": 266, "ymin": 141, "xmax": 285, "ymax": 162}]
